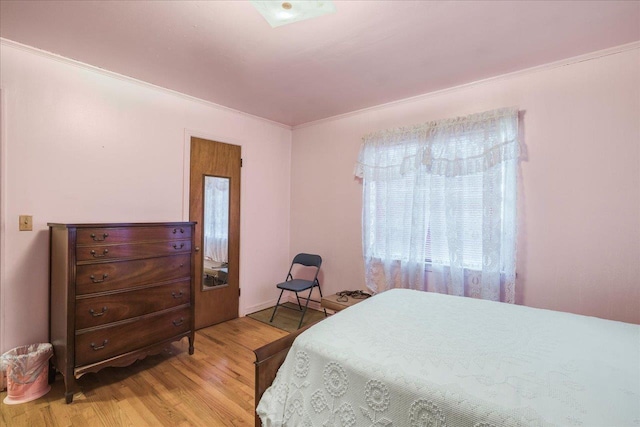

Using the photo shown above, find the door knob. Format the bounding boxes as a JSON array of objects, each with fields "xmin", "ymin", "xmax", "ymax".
[{"xmin": 195, "ymin": 246, "xmax": 200, "ymax": 252}]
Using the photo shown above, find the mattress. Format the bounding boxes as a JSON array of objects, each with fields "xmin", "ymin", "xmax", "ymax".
[
  {"xmin": 203, "ymin": 258, "xmax": 228, "ymax": 287},
  {"xmin": 203, "ymin": 258, "xmax": 226, "ymax": 274},
  {"xmin": 257, "ymin": 289, "xmax": 640, "ymax": 426}
]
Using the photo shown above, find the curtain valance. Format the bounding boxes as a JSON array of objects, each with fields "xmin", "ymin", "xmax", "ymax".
[{"xmin": 355, "ymin": 107, "xmax": 519, "ymax": 179}]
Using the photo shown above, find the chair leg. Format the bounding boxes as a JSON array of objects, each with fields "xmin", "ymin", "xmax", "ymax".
[
  {"xmin": 295, "ymin": 292, "xmax": 303, "ymax": 310},
  {"xmin": 316, "ymin": 282, "xmax": 328, "ymax": 317},
  {"xmin": 298, "ymin": 288, "xmax": 314, "ymax": 329},
  {"xmin": 270, "ymin": 289, "xmax": 285, "ymax": 322}
]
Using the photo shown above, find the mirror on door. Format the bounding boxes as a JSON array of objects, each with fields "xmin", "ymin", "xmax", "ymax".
[{"xmin": 202, "ymin": 175, "xmax": 230, "ymax": 290}]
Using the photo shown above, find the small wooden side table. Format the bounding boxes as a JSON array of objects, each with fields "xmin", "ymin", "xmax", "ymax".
[{"xmin": 321, "ymin": 293, "xmax": 369, "ymax": 312}]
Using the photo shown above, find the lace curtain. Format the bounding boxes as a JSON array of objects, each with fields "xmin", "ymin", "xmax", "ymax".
[
  {"xmin": 355, "ymin": 107, "xmax": 519, "ymax": 302},
  {"xmin": 203, "ymin": 177, "xmax": 229, "ymax": 263}
]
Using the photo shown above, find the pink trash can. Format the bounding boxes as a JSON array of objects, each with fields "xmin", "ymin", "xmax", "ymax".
[{"xmin": 1, "ymin": 343, "xmax": 53, "ymax": 405}]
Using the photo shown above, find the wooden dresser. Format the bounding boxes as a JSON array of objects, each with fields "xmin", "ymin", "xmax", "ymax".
[{"xmin": 48, "ymin": 222, "xmax": 196, "ymax": 403}]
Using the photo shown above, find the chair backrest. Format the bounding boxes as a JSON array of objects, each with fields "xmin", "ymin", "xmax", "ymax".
[
  {"xmin": 286, "ymin": 253, "xmax": 322, "ymax": 283},
  {"xmin": 292, "ymin": 253, "xmax": 322, "ymax": 268}
]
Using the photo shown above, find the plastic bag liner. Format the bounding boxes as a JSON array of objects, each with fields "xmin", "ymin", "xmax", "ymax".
[{"xmin": 1, "ymin": 343, "xmax": 53, "ymax": 404}]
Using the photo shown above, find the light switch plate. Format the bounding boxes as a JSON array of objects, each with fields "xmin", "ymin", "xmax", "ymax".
[{"xmin": 19, "ymin": 215, "xmax": 33, "ymax": 231}]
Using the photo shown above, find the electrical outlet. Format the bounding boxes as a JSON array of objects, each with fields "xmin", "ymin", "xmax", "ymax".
[{"xmin": 19, "ymin": 215, "xmax": 33, "ymax": 231}]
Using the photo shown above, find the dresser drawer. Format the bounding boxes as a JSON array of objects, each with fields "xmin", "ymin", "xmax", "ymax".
[
  {"xmin": 75, "ymin": 306, "xmax": 191, "ymax": 366},
  {"xmin": 76, "ymin": 254, "xmax": 190, "ymax": 295},
  {"xmin": 76, "ymin": 226, "xmax": 192, "ymax": 245},
  {"xmin": 75, "ymin": 280, "xmax": 191, "ymax": 329},
  {"xmin": 76, "ymin": 240, "xmax": 191, "ymax": 262}
]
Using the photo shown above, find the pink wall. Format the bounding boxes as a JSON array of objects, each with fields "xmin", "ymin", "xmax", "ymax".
[
  {"xmin": 0, "ymin": 42, "xmax": 293, "ymax": 353},
  {"xmin": 1, "ymin": 42, "xmax": 638, "ymax": 356},
  {"xmin": 290, "ymin": 47, "xmax": 640, "ymax": 324}
]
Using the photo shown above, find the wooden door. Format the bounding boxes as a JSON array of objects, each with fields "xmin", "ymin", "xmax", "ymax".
[{"xmin": 190, "ymin": 137, "xmax": 241, "ymax": 329}]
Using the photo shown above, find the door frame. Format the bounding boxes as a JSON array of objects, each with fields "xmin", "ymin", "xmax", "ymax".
[
  {"xmin": 0, "ymin": 88, "xmax": 5, "ymax": 353},
  {"xmin": 182, "ymin": 128, "xmax": 245, "ymax": 317}
]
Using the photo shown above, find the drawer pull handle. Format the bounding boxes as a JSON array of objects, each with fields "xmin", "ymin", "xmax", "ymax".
[
  {"xmin": 90, "ymin": 273, "xmax": 109, "ymax": 283},
  {"xmin": 90, "ymin": 340, "xmax": 109, "ymax": 351},
  {"xmin": 172, "ymin": 317, "xmax": 185, "ymax": 327},
  {"xmin": 172, "ymin": 291, "xmax": 184, "ymax": 299},
  {"xmin": 90, "ymin": 232, "xmax": 109, "ymax": 241},
  {"xmin": 172, "ymin": 243, "xmax": 184, "ymax": 250},
  {"xmin": 172, "ymin": 228, "xmax": 185, "ymax": 234},
  {"xmin": 89, "ymin": 306, "xmax": 108, "ymax": 317},
  {"xmin": 90, "ymin": 249, "xmax": 109, "ymax": 258}
]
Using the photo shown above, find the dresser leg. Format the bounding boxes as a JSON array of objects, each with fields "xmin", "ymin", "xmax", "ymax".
[
  {"xmin": 62, "ymin": 372, "xmax": 76, "ymax": 404},
  {"xmin": 188, "ymin": 335, "xmax": 194, "ymax": 355}
]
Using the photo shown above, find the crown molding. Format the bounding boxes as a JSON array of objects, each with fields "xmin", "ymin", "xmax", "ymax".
[
  {"xmin": 293, "ymin": 41, "xmax": 640, "ymax": 130},
  {"xmin": 0, "ymin": 38, "xmax": 292, "ymax": 130},
  {"xmin": 2, "ymin": 37, "xmax": 638, "ymax": 132}
]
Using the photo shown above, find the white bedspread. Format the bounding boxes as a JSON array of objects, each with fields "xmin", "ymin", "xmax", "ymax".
[{"xmin": 257, "ymin": 289, "xmax": 640, "ymax": 426}]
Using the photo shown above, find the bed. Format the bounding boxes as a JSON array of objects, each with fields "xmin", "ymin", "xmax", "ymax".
[
  {"xmin": 254, "ymin": 289, "xmax": 640, "ymax": 426},
  {"xmin": 203, "ymin": 258, "xmax": 228, "ymax": 287}
]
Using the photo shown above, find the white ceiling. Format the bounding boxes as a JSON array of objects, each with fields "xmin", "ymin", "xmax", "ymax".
[{"xmin": 1, "ymin": 1, "xmax": 639, "ymax": 127}]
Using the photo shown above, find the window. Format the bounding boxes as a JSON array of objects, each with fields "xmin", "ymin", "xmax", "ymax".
[{"xmin": 356, "ymin": 108, "xmax": 519, "ymax": 302}]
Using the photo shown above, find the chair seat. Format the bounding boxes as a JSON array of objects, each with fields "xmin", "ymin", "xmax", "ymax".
[{"xmin": 276, "ymin": 279, "xmax": 315, "ymax": 292}]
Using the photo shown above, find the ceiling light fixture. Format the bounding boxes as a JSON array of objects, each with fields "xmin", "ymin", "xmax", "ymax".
[{"xmin": 250, "ymin": 1, "xmax": 336, "ymax": 28}]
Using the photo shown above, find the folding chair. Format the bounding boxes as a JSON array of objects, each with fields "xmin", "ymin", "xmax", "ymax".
[{"xmin": 269, "ymin": 253, "xmax": 327, "ymax": 329}]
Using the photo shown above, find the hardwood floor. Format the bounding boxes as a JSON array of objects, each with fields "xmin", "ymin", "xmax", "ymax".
[{"xmin": 1, "ymin": 317, "xmax": 288, "ymax": 427}]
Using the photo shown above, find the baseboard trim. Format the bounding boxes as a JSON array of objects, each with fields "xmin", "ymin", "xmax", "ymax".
[
  {"xmin": 242, "ymin": 292, "xmax": 326, "ymax": 317},
  {"xmin": 285, "ymin": 295, "xmax": 323, "ymax": 312},
  {"xmin": 243, "ymin": 298, "xmax": 279, "ymax": 316}
]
